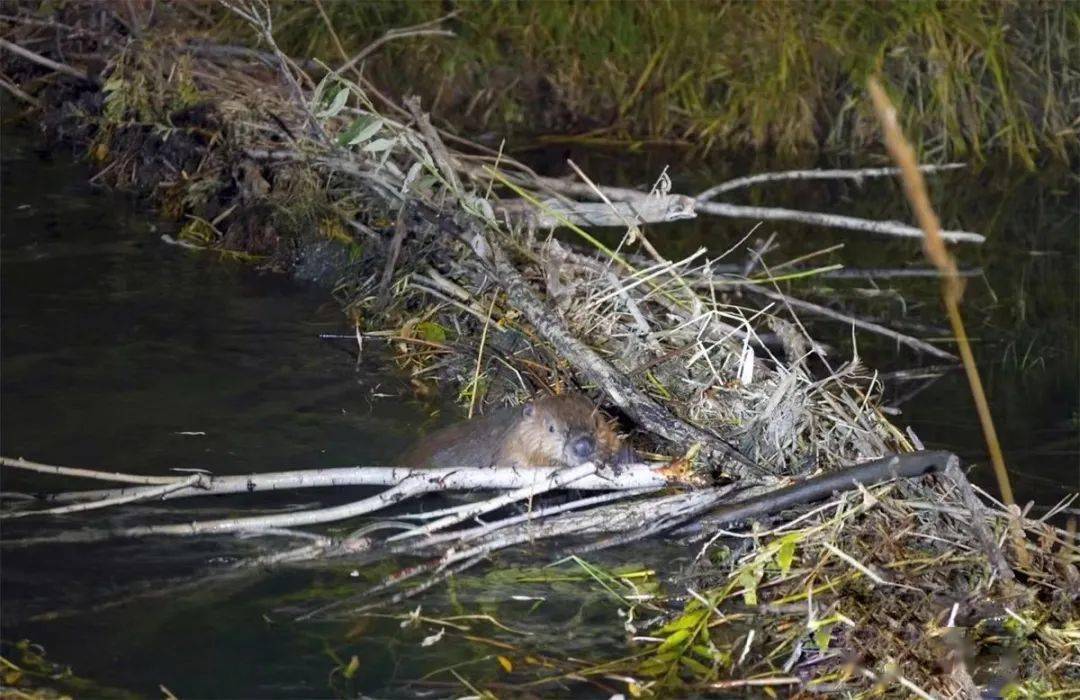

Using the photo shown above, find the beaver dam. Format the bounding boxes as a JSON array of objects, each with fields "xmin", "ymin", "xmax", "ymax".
[{"xmin": 1, "ymin": 3, "xmax": 1077, "ymax": 698}]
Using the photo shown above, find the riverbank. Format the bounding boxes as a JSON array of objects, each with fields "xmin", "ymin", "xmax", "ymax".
[{"xmin": 211, "ymin": 1, "xmax": 1078, "ymax": 165}]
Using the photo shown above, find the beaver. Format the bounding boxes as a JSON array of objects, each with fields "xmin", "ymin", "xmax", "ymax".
[{"xmin": 402, "ymin": 393, "xmax": 631, "ymax": 469}]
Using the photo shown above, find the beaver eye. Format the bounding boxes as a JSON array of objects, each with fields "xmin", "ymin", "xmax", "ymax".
[{"xmin": 548, "ymin": 424, "xmax": 555, "ymax": 433}]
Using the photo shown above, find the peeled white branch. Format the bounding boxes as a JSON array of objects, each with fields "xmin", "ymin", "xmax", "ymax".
[
  {"xmin": 495, "ymin": 194, "xmax": 696, "ymax": 228},
  {"xmin": 494, "ymin": 168, "xmax": 983, "ymax": 244},
  {"xmin": 23, "ymin": 463, "xmax": 670, "ymax": 506},
  {"xmin": 695, "ymin": 200, "xmax": 985, "ymax": 245},
  {"xmin": 0, "ymin": 456, "xmax": 183, "ymax": 485},
  {"xmin": 694, "ymin": 163, "xmax": 966, "ymax": 202},
  {"xmin": 2, "ymin": 474, "xmax": 202, "ymax": 519},
  {"xmin": 2, "ymin": 462, "xmax": 672, "ymax": 540},
  {"xmin": 117, "ymin": 473, "xmax": 442, "ymax": 537},
  {"xmin": 387, "ymin": 462, "xmax": 599, "ymax": 542}
]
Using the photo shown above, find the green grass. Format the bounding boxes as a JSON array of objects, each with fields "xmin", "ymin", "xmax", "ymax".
[{"xmin": 215, "ymin": 0, "xmax": 1078, "ymax": 164}]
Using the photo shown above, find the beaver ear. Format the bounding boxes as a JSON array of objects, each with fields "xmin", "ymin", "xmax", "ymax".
[{"xmin": 522, "ymin": 402, "xmax": 535, "ymax": 418}]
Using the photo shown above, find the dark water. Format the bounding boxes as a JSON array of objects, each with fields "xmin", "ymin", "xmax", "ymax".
[{"xmin": 1, "ymin": 133, "xmax": 1076, "ymax": 698}]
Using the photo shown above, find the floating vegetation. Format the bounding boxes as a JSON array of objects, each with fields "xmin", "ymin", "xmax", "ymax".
[{"xmin": 0, "ymin": 639, "xmax": 140, "ymax": 700}]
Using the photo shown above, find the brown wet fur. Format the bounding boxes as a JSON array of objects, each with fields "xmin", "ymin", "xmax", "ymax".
[{"xmin": 402, "ymin": 394, "xmax": 627, "ymax": 468}]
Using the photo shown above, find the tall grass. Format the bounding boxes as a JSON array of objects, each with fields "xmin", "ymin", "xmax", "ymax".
[{"xmin": 216, "ymin": 0, "xmax": 1078, "ymax": 163}]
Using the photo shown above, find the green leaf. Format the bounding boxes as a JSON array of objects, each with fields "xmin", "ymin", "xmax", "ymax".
[
  {"xmin": 656, "ymin": 628, "xmax": 691, "ymax": 653},
  {"xmin": 338, "ymin": 115, "xmax": 383, "ymax": 146},
  {"xmin": 738, "ymin": 569, "xmax": 759, "ymax": 606},
  {"xmin": 416, "ymin": 321, "xmax": 447, "ymax": 343},
  {"xmin": 636, "ymin": 659, "xmax": 668, "ymax": 677},
  {"xmin": 813, "ymin": 624, "xmax": 832, "ymax": 652},
  {"xmin": 317, "ymin": 86, "xmax": 350, "ymax": 119},
  {"xmin": 679, "ymin": 655, "xmax": 712, "ymax": 677},
  {"xmin": 362, "ymin": 137, "xmax": 396, "ymax": 153},
  {"xmin": 775, "ymin": 534, "xmax": 798, "ymax": 575},
  {"xmin": 659, "ymin": 609, "xmax": 706, "ymax": 634},
  {"xmin": 338, "ymin": 114, "xmax": 374, "ymax": 146},
  {"xmin": 690, "ymin": 644, "xmax": 717, "ymax": 661}
]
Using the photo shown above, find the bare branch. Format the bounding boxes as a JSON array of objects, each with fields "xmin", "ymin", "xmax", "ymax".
[{"xmin": 694, "ymin": 163, "xmax": 966, "ymax": 202}]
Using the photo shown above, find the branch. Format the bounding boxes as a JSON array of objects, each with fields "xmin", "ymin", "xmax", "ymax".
[
  {"xmin": 495, "ymin": 194, "xmax": 696, "ymax": 228},
  {"xmin": 0, "ymin": 38, "xmax": 95, "ymax": 83},
  {"xmin": 695, "ymin": 200, "xmax": 984, "ymax": 244},
  {"xmin": 21, "ymin": 463, "xmax": 670, "ymax": 505},
  {"xmin": 691, "ymin": 450, "xmax": 953, "ymax": 532},
  {"xmin": 2, "ymin": 474, "xmax": 202, "ymax": 519},
  {"xmin": 505, "ymin": 169, "xmax": 984, "ymax": 244},
  {"xmin": 739, "ymin": 283, "xmax": 958, "ymax": 361},
  {"xmin": 388, "ymin": 463, "xmax": 599, "ymax": 542},
  {"xmin": 694, "ymin": 164, "xmax": 966, "ymax": 202},
  {"xmin": 0, "ymin": 456, "xmax": 184, "ymax": 485},
  {"xmin": 944, "ymin": 461, "xmax": 1016, "ymax": 583}
]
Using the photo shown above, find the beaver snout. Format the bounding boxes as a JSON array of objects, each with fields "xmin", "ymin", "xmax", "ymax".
[
  {"xmin": 613, "ymin": 444, "xmax": 637, "ymax": 465},
  {"xmin": 569, "ymin": 434, "xmax": 596, "ymax": 462}
]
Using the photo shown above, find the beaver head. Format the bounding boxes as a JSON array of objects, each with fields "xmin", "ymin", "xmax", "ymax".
[{"xmin": 506, "ymin": 394, "xmax": 632, "ymax": 467}]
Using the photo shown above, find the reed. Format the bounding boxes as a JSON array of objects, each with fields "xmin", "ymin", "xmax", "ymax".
[{"xmin": 216, "ymin": 0, "xmax": 1078, "ymax": 164}]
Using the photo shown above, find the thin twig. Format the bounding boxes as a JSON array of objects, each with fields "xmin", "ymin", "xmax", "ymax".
[
  {"xmin": 337, "ymin": 25, "xmax": 456, "ymax": 76},
  {"xmin": 0, "ymin": 456, "xmax": 184, "ymax": 485},
  {"xmin": 2, "ymin": 474, "xmax": 202, "ymax": 519},
  {"xmin": 739, "ymin": 283, "xmax": 958, "ymax": 361},
  {"xmin": 694, "ymin": 163, "xmax": 965, "ymax": 202},
  {"xmin": 0, "ymin": 73, "xmax": 41, "ymax": 106},
  {"xmin": 0, "ymin": 37, "xmax": 94, "ymax": 83},
  {"xmin": 695, "ymin": 200, "xmax": 984, "ymax": 244}
]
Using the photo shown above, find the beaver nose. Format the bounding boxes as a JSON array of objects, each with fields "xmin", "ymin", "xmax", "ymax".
[{"xmin": 570, "ymin": 436, "xmax": 596, "ymax": 461}]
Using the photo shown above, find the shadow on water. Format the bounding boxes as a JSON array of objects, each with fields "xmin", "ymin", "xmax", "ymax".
[{"xmin": 1, "ymin": 132, "xmax": 1076, "ymax": 697}]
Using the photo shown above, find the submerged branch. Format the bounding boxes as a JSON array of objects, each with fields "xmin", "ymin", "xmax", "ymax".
[
  {"xmin": 2, "ymin": 474, "xmax": 202, "ymax": 519},
  {"xmin": 739, "ymin": 283, "xmax": 959, "ymax": 361}
]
